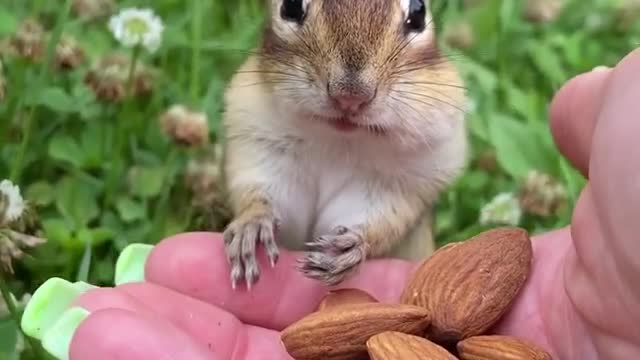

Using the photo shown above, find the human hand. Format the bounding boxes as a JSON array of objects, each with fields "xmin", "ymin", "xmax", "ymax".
[
  {"xmin": 21, "ymin": 233, "xmax": 420, "ymax": 359},
  {"xmin": 21, "ymin": 48, "xmax": 640, "ymax": 360}
]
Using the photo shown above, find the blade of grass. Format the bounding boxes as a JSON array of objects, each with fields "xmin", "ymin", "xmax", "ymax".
[
  {"xmin": 77, "ymin": 235, "xmax": 92, "ymax": 283},
  {"xmin": 191, "ymin": 0, "xmax": 203, "ymax": 102}
]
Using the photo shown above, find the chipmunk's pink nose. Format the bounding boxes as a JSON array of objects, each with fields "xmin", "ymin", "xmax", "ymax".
[{"xmin": 331, "ymin": 93, "xmax": 372, "ymax": 114}]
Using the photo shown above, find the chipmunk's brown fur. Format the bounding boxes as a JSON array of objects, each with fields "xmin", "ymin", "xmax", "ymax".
[{"xmin": 220, "ymin": 0, "xmax": 468, "ymax": 289}]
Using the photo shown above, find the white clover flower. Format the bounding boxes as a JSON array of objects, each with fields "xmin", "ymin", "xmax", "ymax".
[
  {"xmin": 479, "ymin": 192, "xmax": 522, "ymax": 226},
  {"xmin": 0, "ymin": 180, "xmax": 25, "ymax": 225},
  {"xmin": 108, "ymin": 7, "xmax": 164, "ymax": 53}
]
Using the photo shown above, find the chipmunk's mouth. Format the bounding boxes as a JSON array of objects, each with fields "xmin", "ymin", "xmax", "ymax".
[
  {"xmin": 329, "ymin": 117, "xmax": 360, "ymax": 132},
  {"xmin": 325, "ymin": 116, "xmax": 387, "ymax": 135}
]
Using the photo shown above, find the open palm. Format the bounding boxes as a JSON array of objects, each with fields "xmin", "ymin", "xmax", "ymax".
[{"xmin": 35, "ymin": 49, "xmax": 640, "ymax": 360}]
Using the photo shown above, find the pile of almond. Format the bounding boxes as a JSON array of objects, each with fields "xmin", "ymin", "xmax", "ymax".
[{"xmin": 280, "ymin": 227, "xmax": 553, "ymax": 360}]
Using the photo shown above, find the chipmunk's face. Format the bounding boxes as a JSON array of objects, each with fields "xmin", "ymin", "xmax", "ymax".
[{"xmin": 261, "ymin": 0, "xmax": 465, "ymax": 142}]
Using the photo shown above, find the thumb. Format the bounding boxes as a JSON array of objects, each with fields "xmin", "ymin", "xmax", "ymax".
[
  {"xmin": 589, "ymin": 48, "xmax": 640, "ymax": 287},
  {"xmin": 548, "ymin": 66, "xmax": 612, "ymax": 177}
]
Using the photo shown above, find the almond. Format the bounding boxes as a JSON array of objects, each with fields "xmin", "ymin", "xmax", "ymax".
[
  {"xmin": 367, "ymin": 331, "xmax": 459, "ymax": 360},
  {"xmin": 316, "ymin": 289, "xmax": 378, "ymax": 311},
  {"xmin": 281, "ymin": 303, "xmax": 431, "ymax": 360},
  {"xmin": 400, "ymin": 227, "xmax": 532, "ymax": 346},
  {"xmin": 457, "ymin": 335, "xmax": 552, "ymax": 360}
]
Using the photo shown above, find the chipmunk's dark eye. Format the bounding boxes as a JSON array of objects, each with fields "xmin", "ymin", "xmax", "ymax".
[
  {"xmin": 405, "ymin": 0, "xmax": 426, "ymax": 33},
  {"xmin": 281, "ymin": 0, "xmax": 305, "ymax": 25}
]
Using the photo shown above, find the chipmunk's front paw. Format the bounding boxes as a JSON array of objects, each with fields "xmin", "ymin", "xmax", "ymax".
[
  {"xmin": 299, "ymin": 226, "xmax": 367, "ymax": 286},
  {"xmin": 223, "ymin": 214, "xmax": 279, "ymax": 290}
]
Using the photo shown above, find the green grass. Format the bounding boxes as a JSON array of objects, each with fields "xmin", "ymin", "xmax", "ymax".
[{"xmin": 0, "ymin": 0, "xmax": 639, "ymax": 358}]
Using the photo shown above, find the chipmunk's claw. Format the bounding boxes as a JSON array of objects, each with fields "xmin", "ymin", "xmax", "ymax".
[
  {"xmin": 223, "ymin": 214, "xmax": 278, "ymax": 290},
  {"xmin": 299, "ymin": 225, "xmax": 367, "ymax": 286},
  {"xmin": 230, "ymin": 263, "xmax": 243, "ymax": 290}
]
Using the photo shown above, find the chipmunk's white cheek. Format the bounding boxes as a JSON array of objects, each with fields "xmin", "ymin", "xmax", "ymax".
[
  {"xmin": 400, "ymin": 0, "xmax": 412, "ymax": 12},
  {"xmin": 272, "ymin": 20, "xmax": 300, "ymax": 40},
  {"xmin": 408, "ymin": 17, "xmax": 435, "ymax": 48},
  {"xmin": 278, "ymin": 83, "xmax": 333, "ymax": 115}
]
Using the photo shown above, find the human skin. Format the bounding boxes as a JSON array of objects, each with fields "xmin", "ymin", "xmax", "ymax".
[{"xmin": 67, "ymin": 48, "xmax": 640, "ymax": 360}]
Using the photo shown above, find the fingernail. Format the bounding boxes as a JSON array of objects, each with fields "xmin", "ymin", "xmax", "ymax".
[
  {"xmin": 592, "ymin": 65, "xmax": 610, "ymax": 72},
  {"xmin": 42, "ymin": 307, "xmax": 90, "ymax": 360},
  {"xmin": 114, "ymin": 243, "xmax": 154, "ymax": 285},
  {"xmin": 21, "ymin": 278, "xmax": 93, "ymax": 340}
]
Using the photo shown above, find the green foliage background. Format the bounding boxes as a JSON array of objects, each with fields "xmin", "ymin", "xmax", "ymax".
[{"xmin": 0, "ymin": 0, "xmax": 639, "ymax": 358}]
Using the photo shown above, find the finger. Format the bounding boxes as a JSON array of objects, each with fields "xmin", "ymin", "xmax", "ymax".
[
  {"xmin": 69, "ymin": 308, "xmax": 215, "ymax": 360},
  {"xmin": 491, "ymin": 227, "xmax": 573, "ymax": 359},
  {"xmin": 73, "ymin": 284, "xmax": 292, "ymax": 359},
  {"xmin": 590, "ymin": 48, "xmax": 640, "ymax": 293},
  {"xmin": 548, "ymin": 66, "xmax": 612, "ymax": 177},
  {"xmin": 143, "ymin": 232, "xmax": 418, "ymax": 330}
]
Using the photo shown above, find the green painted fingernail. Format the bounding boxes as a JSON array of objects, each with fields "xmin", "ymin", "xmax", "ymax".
[
  {"xmin": 21, "ymin": 278, "xmax": 92, "ymax": 340},
  {"xmin": 42, "ymin": 307, "xmax": 90, "ymax": 360},
  {"xmin": 115, "ymin": 243, "xmax": 154, "ymax": 285}
]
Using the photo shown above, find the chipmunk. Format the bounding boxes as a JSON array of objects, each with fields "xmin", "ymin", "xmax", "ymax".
[{"xmin": 219, "ymin": 0, "xmax": 468, "ymax": 289}]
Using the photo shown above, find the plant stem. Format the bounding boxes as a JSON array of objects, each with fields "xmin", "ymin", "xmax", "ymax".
[
  {"xmin": 148, "ymin": 149, "xmax": 179, "ymax": 243},
  {"xmin": 0, "ymin": 273, "xmax": 42, "ymax": 358},
  {"xmin": 125, "ymin": 47, "xmax": 142, "ymax": 97},
  {"xmin": 104, "ymin": 45, "xmax": 142, "ymax": 208},
  {"xmin": 10, "ymin": 0, "xmax": 73, "ymax": 183},
  {"xmin": 0, "ymin": 275, "xmax": 19, "ymax": 329},
  {"xmin": 10, "ymin": 106, "xmax": 34, "ymax": 182},
  {"xmin": 191, "ymin": 0, "xmax": 203, "ymax": 102}
]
